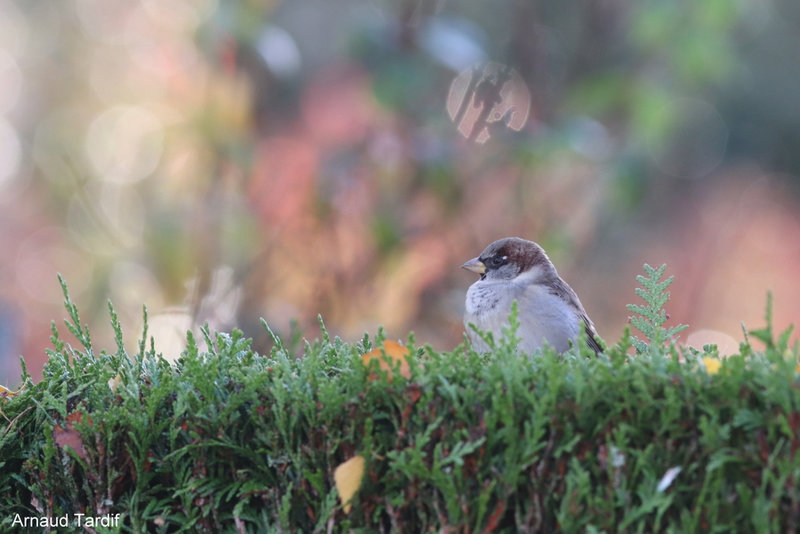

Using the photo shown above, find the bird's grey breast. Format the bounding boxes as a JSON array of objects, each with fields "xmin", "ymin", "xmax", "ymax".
[
  {"xmin": 465, "ymin": 282, "xmax": 502, "ymax": 315},
  {"xmin": 464, "ymin": 280, "xmax": 521, "ymax": 333}
]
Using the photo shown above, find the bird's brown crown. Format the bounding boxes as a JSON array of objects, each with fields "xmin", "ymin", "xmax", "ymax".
[{"xmin": 478, "ymin": 237, "xmax": 556, "ymax": 280}]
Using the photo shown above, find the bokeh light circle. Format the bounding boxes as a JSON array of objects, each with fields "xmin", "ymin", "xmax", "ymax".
[
  {"xmin": 85, "ymin": 105, "xmax": 164, "ymax": 184},
  {"xmin": 15, "ymin": 227, "xmax": 93, "ymax": 304},
  {"xmin": 651, "ymin": 97, "xmax": 728, "ymax": 178},
  {"xmin": 0, "ymin": 50, "xmax": 22, "ymax": 115},
  {"xmin": 446, "ymin": 62, "xmax": 530, "ymax": 144},
  {"xmin": 0, "ymin": 118, "xmax": 21, "ymax": 190}
]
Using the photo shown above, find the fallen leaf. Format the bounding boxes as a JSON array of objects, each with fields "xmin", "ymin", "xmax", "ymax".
[
  {"xmin": 484, "ymin": 500, "xmax": 506, "ymax": 532},
  {"xmin": 361, "ymin": 340, "xmax": 411, "ymax": 381},
  {"xmin": 610, "ymin": 445, "xmax": 625, "ymax": 468},
  {"xmin": 0, "ymin": 383, "xmax": 22, "ymax": 400},
  {"xmin": 334, "ymin": 454, "xmax": 365, "ymax": 514},
  {"xmin": 108, "ymin": 374, "xmax": 122, "ymax": 392},
  {"xmin": 657, "ymin": 466, "xmax": 682, "ymax": 492},
  {"xmin": 53, "ymin": 412, "xmax": 92, "ymax": 461},
  {"xmin": 702, "ymin": 357, "xmax": 721, "ymax": 375}
]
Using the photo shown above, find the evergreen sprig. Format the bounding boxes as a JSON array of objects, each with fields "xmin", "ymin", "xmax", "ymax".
[
  {"xmin": 626, "ymin": 263, "xmax": 687, "ymax": 353},
  {"xmin": 6, "ymin": 271, "xmax": 800, "ymax": 532}
]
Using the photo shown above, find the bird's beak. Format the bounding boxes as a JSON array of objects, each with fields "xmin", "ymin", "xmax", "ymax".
[{"xmin": 460, "ymin": 257, "xmax": 486, "ymax": 275}]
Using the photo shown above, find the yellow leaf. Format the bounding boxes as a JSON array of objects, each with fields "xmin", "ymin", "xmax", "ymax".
[
  {"xmin": 334, "ymin": 454, "xmax": 365, "ymax": 514},
  {"xmin": 108, "ymin": 374, "xmax": 122, "ymax": 392},
  {"xmin": 0, "ymin": 384, "xmax": 22, "ymax": 400},
  {"xmin": 361, "ymin": 340, "xmax": 411, "ymax": 381},
  {"xmin": 702, "ymin": 357, "xmax": 721, "ymax": 375}
]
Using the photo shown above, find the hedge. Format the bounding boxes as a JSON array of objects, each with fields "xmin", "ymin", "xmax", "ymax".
[{"xmin": 1, "ymin": 269, "xmax": 799, "ymax": 533}]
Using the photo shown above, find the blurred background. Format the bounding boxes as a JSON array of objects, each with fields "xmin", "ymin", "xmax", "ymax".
[{"xmin": 2, "ymin": 0, "xmax": 800, "ymax": 385}]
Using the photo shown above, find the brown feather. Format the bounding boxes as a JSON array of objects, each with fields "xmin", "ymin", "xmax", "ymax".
[{"xmin": 548, "ymin": 277, "xmax": 601, "ymax": 355}]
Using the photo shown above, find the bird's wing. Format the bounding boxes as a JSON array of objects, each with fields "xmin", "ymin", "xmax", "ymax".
[
  {"xmin": 548, "ymin": 278, "xmax": 602, "ymax": 355},
  {"xmin": 582, "ymin": 317, "xmax": 603, "ymax": 355}
]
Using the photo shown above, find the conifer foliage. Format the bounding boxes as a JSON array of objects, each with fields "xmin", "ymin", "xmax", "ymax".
[{"xmin": 1, "ymin": 270, "xmax": 800, "ymax": 532}]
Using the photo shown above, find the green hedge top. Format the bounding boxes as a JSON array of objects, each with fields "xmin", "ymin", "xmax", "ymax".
[{"xmin": 1, "ymin": 269, "xmax": 800, "ymax": 533}]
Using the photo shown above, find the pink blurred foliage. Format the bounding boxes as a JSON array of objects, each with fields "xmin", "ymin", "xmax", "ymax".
[
  {"xmin": 579, "ymin": 168, "xmax": 800, "ymax": 351},
  {"xmin": 648, "ymin": 171, "xmax": 800, "ymax": 347},
  {"xmin": 4, "ymin": 0, "xmax": 800, "ymax": 387},
  {"xmin": 241, "ymin": 62, "xmax": 471, "ymax": 347},
  {"xmin": 235, "ymin": 60, "xmax": 613, "ymax": 352}
]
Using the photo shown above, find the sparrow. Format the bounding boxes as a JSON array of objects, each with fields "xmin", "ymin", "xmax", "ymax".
[{"xmin": 461, "ymin": 237, "xmax": 601, "ymax": 355}]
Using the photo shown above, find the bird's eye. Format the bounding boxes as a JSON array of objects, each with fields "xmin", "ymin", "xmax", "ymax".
[{"xmin": 490, "ymin": 255, "xmax": 507, "ymax": 267}]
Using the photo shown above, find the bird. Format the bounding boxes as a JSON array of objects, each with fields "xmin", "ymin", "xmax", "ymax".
[{"xmin": 461, "ymin": 237, "xmax": 601, "ymax": 355}]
